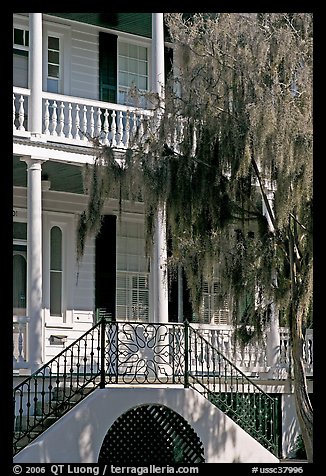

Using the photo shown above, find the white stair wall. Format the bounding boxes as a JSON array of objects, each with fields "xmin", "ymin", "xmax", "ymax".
[{"xmin": 14, "ymin": 385, "xmax": 279, "ymax": 464}]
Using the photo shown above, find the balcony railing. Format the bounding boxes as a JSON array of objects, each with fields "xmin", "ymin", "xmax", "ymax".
[
  {"xmin": 13, "ymin": 88, "xmax": 153, "ymax": 149},
  {"xmin": 191, "ymin": 324, "xmax": 313, "ymax": 379}
]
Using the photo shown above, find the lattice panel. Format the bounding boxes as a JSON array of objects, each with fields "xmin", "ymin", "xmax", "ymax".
[{"xmin": 98, "ymin": 404, "xmax": 205, "ymax": 464}]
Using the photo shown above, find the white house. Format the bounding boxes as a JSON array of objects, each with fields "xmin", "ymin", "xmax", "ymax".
[{"xmin": 13, "ymin": 12, "xmax": 312, "ymax": 463}]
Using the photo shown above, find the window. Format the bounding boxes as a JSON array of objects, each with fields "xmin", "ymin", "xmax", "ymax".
[
  {"xmin": 116, "ymin": 274, "xmax": 149, "ymax": 321},
  {"xmin": 198, "ymin": 281, "xmax": 230, "ymax": 325},
  {"xmin": 47, "ymin": 36, "xmax": 60, "ymax": 93},
  {"xmin": 13, "ymin": 27, "xmax": 29, "ymax": 88},
  {"xmin": 13, "ymin": 248, "xmax": 27, "ymax": 316},
  {"xmin": 13, "ymin": 221, "xmax": 27, "ymax": 316},
  {"xmin": 13, "ymin": 28, "xmax": 29, "ymax": 48},
  {"xmin": 116, "ymin": 220, "xmax": 149, "ymax": 321},
  {"xmin": 43, "ymin": 213, "xmax": 74, "ymax": 325},
  {"xmin": 50, "ymin": 226, "xmax": 62, "ymax": 316},
  {"xmin": 118, "ymin": 42, "xmax": 149, "ymax": 106}
]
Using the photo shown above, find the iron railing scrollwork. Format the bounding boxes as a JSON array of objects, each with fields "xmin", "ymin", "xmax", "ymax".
[{"xmin": 13, "ymin": 320, "xmax": 279, "ymax": 457}]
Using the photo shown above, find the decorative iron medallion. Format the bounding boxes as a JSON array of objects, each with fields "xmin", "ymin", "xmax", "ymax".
[{"xmin": 98, "ymin": 404, "xmax": 205, "ymax": 464}]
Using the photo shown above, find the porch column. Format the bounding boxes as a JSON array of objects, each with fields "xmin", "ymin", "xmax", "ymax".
[
  {"xmin": 177, "ymin": 264, "xmax": 184, "ymax": 323},
  {"xmin": 266, "ymin": 302, "xmax": 281, "ymax": 375},
  {"xmin": 263, "ymin": 187, "xmax": 281, "ymax": 375},
  {"xmin": 22, "ymin": 156, "xmax": 45, "ymax": 371},
  {"xmin": 152, "ymin": 13, "xmax": 168, "ymax": 323},
  {"xmin": 29, "ymin": 13, "xmax": 43, "ymax": 138}
]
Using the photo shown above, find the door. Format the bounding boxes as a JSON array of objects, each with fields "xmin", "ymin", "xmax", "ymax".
[{"xmin": 95, "ymin": 215, "xmax": 117, "ymax": 320}]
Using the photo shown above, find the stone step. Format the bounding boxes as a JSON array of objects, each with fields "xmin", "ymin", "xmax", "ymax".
[{"xmin": 14, "ymin": 386, "xmax": 95, "ymax": 453}]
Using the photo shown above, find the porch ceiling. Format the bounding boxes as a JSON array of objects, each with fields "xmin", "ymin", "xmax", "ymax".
[
  {"xmin": 13, "ymin": 156, "xmax": 85, "ymax": 194},
  {"xmin": 47, "ymin": 13, "xmax": 152, "ymax": 38}
]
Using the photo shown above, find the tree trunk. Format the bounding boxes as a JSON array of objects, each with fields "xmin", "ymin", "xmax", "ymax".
[
  {"xmin": 290, "ymin": 309, "xmax": 313, "ymax": 462},
  {"xmin": 288, "ymin": 225, "xmax": 313, "ymax": 462}
]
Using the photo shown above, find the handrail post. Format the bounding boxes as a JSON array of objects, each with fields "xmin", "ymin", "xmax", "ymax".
[
  {"xmin": 184, "ymin": 319, "xmax": 189, "ymax": 388},
  {"xmin": 100, "ymin": 318, "xmax": 106, "ymax": 389}
]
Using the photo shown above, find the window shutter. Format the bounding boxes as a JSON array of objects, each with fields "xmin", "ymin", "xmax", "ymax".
[{"xmin": 99, "ymin": 32, "xmax": 117, "ymax": 103}]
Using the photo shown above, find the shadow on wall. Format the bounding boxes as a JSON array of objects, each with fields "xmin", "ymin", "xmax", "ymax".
[
  {"xmin": 281, "ymin": 394, "xmax": 300, "ymax": 459},
  {"xmin": 14, "ymin": 387, "xmax": 278, "ymax": 463}
]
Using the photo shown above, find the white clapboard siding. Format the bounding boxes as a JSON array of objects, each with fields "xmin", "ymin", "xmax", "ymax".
[
  {"xmin": 70, "ymin": 26, "xmax": 98, "ymax": 100},
  {"xmin": 13, "ymin": 54, "xmax": 28, "ymax": 89},
  {"xmin": 73, "ymin": 236, "xmax": 95, "ymax": 311}
]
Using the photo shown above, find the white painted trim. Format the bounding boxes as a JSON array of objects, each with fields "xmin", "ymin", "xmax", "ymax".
[
  {"xmin": 42, "ymin": 23, "xmax": 72, "ymax": 96},
  {"xmin": 13, "ymin": 207, "xmax": 27, "ymax": 221},
  {"xmin": 42, "ymin": 212, "xmax": 75, "ymax": 326},
  {"xmin": 13, "ymin": 142, "xmax": 97, "ymax": 164}
]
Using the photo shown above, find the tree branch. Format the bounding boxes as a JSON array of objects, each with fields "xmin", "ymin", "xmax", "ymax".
[{"xmin": 248, "ymin": 140, "xmax": 277, "ymax": 232}]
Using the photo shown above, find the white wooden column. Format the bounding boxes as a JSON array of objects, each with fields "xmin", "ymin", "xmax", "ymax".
[
  {"xmin": 21, "ymin": 156, "xmax": 45, "ymax": 371},
  {"xmin": 263, "ymin": 187, "xmax": 281, "ymax": 375},
  {"xmin": 152, "ymin": 13, "xmax": 169, "ymax": 323},
  {"xmin": 29, "ymin": 13, "xmax": 43, "ymax": 138}
]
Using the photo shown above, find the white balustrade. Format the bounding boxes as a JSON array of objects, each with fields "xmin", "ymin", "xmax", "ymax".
[
  {"xmin": 44, "ymin": 99, "xmax": 50, "ymax": 134},
  {"xmin": 50, "ymin": 101, "xmax": 58, "ymax": 136},
  {"xmin": 74, "ymin": 104, "xmax": 80, "ymax": 140},
  {"xmin": 67, "ymin": 103, "xmax": 73, "ymax": 139},
  {"xmin": 192, "ymin": 323, "xmax": 312, "ymax": 379},
  {"xmin": 14, "ymin": 89, "xmax": 154, "ymax": 152},
  {"xmin": 12, "ymin": 314, "xmax": 313, "ymax": 378},
  {"xmin": 13, "ymin": 88, "xmax": 31, "ymax": 132},
  {"xmin": 304, "ymin": 329, "xmax": 313, "ymax": 375},
  {"xmin": 13, "ymin": 316, "xmax": 30, "ymax": 369},
  {"xmin": 39, "ymin": 92, "xmax": 153, "ymax": 149},
  {"xmin": 13, "ymin": 94, "xmax": 16, "ymax": 130},
  {"xmin": 58, "ymin": 102, "xmax": 65, "ymax": 137}
]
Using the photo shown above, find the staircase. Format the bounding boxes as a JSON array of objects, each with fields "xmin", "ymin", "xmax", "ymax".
[{"xmin": 13, "ymin": 320, "xmax": 279, "ymax": 458}]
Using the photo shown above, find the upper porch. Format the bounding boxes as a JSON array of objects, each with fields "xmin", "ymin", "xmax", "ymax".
[
  {"xmin": 13, "ymin": 87, "xmax": 154, "ymax": 159},
  {"xmin": 13, "ymin": 12, "xmax": 169, "ymax": 162}
]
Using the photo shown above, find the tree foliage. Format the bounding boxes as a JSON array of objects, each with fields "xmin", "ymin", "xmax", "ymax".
[
  {"xmin": 78, "ymin": 13, "xmax": 313, "ymax": 459},
  {"xmin": 79, "ymin": 12, "xmax": 312, "ymax": 329}
]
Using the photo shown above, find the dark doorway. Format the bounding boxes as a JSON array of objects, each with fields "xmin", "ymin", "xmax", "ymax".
[
  {"xmin": 99, "ymin": 32, "xmax": 117, "ymax": 103},
  {"xmin": 95, "ymin": 215, "xmax": 117, "ymax": 320}
]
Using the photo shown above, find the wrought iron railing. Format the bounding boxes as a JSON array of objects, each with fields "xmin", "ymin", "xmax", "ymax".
[
  {"xmin": 102, "ymin": 321, "xmax": 185, "ymax": 385},
  {"xmin": 187, "ymin": 325, "xmax": 279, "ymax": 456},
  {"xmin": 13, "ymin": 320, "xmax": 278, "ymax": 457},
  {"xmin": 13, "ymin": 321, "xmax": 102, "ymax": 456}
]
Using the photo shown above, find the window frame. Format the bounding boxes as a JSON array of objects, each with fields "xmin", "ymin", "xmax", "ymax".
[
  {"xmin": 13, "ymin": 210, "xmax": 28, "ymax": 317},
  {"xmin": 117, "ymin": 37, "xmax": 151, "ymax": 106},
  {"xmin": 43, "ymin": 212, "xmax": 74, "ymax": 327},
  {"xmin": 13, "ymin": 20, "xmax": 30, "ymax": 89},
  {"xmin": 116, "ymin": 272, "xmax": 149, "ymax": 322},
  {"xmin": 42, "ymin": 20, "xmax": 71, "ymax": 95},
  {"xmin": 13, "ymin": 27, "xmax": 29, "ymax": 52},
  {"xmin": 50, "ymin": 225, "xmax": 63, "ymax": 317}
]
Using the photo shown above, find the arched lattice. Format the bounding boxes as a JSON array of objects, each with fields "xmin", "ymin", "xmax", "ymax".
[{"xmin": 98, "ymin": 404, "xmax": 205, "ymax": 464}]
